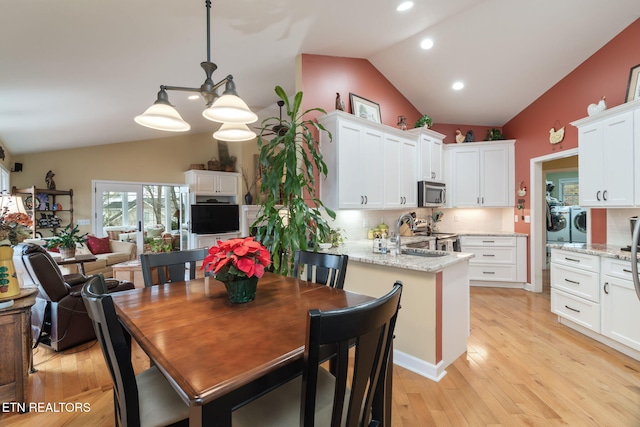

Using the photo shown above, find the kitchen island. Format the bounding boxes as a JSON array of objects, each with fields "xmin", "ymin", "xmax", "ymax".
[{"xmin": 329, "ymin": 238, "xmax": 474, "ymax": 381}]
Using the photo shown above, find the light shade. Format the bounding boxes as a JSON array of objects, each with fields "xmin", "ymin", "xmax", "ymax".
[
  {"xmin": 0, "ymin": 195, "xmax": 27, "ymax": 214},
  {"xmin": 213, "ymin": 122, "xmax": 256, "ymax": 142},
  {"xmin": 203, "ymin": 94, "xmax": 258, "ymax": 124},
  {"xmin": 134, "ymin": 103, "xmax": 191, "ymax": 132}
]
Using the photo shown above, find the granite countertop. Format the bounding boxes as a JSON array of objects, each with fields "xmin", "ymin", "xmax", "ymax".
[
  {"xmin": 410, "ymin": 231, "xmax": 527, "ymax": 238},
  {"xmin": 326, "ymin": 239, "xmax": 474, "ymax": 273},
  {"xmin": 547, "ymin": 242, "xmax": 640, "ymax": 261}
]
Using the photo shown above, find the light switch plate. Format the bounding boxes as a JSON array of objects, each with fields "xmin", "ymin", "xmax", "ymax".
[
  {"xmin": 524, "ymin": 215, "xmax": 531, "ymax": 223},
  {"xmin": 77, "ymin": 219, "xmax": 91, "ymax": 226}
]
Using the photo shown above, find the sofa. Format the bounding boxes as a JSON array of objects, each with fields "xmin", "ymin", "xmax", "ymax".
[{"xmin": 22, "ymin": 237, "xmax": 137, "ymax": 278}]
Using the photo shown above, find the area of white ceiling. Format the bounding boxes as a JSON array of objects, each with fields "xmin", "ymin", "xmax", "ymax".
[{"xmin": 1, "ymin": 0, "xmax": 639, "ymax": 154}]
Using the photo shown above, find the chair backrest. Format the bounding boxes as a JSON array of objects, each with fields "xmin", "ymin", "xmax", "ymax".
[
  {"xmin": 302, "ymin": 281, "xmax": 403, "ymax": 427},
  {"xmin": 139, "ymin": 248, "xmax": 207, "ymax": 287},
  {"xmin": 13, "ymin": 242, "xmax": 70, "ymax": 301},
  {"xmin": 293, "ymin": 250, "xmax": 349, "ymax": 289},
  {"xmin": 81, "ymin": 274, "xmax": 140, "ymax": 426}
]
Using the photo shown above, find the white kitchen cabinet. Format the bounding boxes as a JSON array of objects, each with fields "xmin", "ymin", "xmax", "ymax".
[
  {"xmin": 445, "ymin": 140, "xmax": 515, "ymax": 208},
  {"xmin": 460, "ymin": 235, "xmax": 526, "ymax": 287},
  {"xmin": 384, "ymin": 133, "xmax": 417, "ymax": 208},
  {"xmin": 550, "ymin": 248, "xmax": 601, "ymax": 332},
  {"xmin": 572, "ymin": 100, "xmax": 640, "ymax": 207},
  {"xmin": 601, "ymin": 257, "xmax": 640, "ymax": 352},
  {"xmin": 408, "ymin": 128, "xmax": 445, "ymax": 182},
  {"xmin": 185, "ymin": 170, "xmax": 239, "ymax": 197},
  {"xmin": 319, "ymin": 112, "xmax": 384, "ymax": 209},
  {"xmin": 575, "ymin": 111, "xmax": 634, "ymax": 206},
  {"xmin": 190, "ymin": 231, "xmax": 240, "ymax": 250}
]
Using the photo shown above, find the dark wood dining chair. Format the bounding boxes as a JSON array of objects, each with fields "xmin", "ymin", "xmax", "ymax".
[
  {"xmin": 233, "ymin": 281, "xmax": 403, "ymax": 427},
  {"xmin": 139, "ymin": 248, "xmax": 207, "ymax": 287},
  {"xmin": 293, "ymin": 250, "xmax": 349, "ymax": 289},
  {"xmin": 81, "ymin": 274, "xmax": 189, "ymax": 427}
]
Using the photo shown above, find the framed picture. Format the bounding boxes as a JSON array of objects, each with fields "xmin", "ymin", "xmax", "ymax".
[
  {"xmin": 349, "ymin": 93, "xmax": 381, "ymax": 123},
  {"xmin": 625, "ymin": 64, "xmax": 640, "ymax": 102}
]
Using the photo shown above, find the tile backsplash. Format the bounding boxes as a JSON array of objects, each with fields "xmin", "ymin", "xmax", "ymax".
[
  {"xmin": 607, "ymin": 208, "xmax": 640, "ymax": 247},
  {"xmin": 323, "ymin": 206, "xmax": 639, "ymax": 248},
  {"xmin": 328, "ymin": 208, "xmax": 514, "ymax": 241}
]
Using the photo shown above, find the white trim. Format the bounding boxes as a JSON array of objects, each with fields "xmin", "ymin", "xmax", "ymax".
[
  {"xmin": 393, "ymin": 349, "xmax": 447, "ymax": 382},
  {"xmin": 530, "ymin": 148, "xmax": 579, "ymax": 293}
]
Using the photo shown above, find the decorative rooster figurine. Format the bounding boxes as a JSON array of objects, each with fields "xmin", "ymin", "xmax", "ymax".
[{"xmin": 549, "ymin": 127, "xmax": 565, "ymax": 145}]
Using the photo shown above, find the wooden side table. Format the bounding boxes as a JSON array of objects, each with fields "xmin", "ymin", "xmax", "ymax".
[
  {"xmin": 54, "ymin": 254, "xmax": 98, "ymax": 276},
  {"xmin": 112, "ymin": 260, "xmax": 155, "ymax": 288},
  {"xmin": 0, "ymin": 288, "xmax": 37, "ymax": 408}
]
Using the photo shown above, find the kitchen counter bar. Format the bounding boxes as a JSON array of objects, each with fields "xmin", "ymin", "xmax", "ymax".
[
  {"xmin": 328, "ymin": 239, "xmax": 473, "ymax": 381},
  {"xmin": 327, "ymin": 239, "xmax": 474, "ymax": 273}
]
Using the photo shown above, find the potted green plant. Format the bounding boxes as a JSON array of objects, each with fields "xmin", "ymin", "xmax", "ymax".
[
  {"xmin": 46, "ymin": 224, "xmax": 88, "ymax": 258},
  {"xmin": 415, "ymin": 114, "xmax": 433, "ymax": 129},
  {"xmin": 253, "ymin": 86, "xmax": 336, "ymax": 275}
]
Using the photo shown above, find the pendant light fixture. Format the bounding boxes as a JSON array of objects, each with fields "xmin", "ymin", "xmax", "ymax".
[{"xmin": 135, "ymin": 0, "xmax": 257, "ymax": 139}]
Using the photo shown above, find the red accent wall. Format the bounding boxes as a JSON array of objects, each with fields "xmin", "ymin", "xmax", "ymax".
[
  {"xmin": 503, "ymin": 18, "xmax": 640, "ymax": 244},
  {"xmin": 299, "ymin": 19, "xmax": 640, "ymax": 281},
  {"xmin": 300, "ymin": 54, "xmax": 421, "ymax": 126}
]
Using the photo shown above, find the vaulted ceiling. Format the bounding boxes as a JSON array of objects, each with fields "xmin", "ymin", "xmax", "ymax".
[{"xmin": 1, "ymin": 0, "xmax": 639, "ymax": 154}]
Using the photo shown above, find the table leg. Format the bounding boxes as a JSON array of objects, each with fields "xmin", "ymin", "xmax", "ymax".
[
  {"xmin": 191, "ymin": 396, "xmax": 233, "ymax": 427},
  {"xmin": 77, "ymin": 262, "xmax": 86, "ymax": 276}
]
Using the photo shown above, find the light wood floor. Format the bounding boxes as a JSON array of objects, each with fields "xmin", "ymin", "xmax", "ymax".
[{"xmin": 3, "ymin": 278, "xmax": 640, "ymax": 426}]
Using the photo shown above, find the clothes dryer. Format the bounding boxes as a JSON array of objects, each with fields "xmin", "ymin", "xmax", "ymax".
[
  {"xmin": 547, "ymin": 206, "xmax": 571, "ymax": 243},
  {"xmin": 570, "ymin": 206, "xmax": 587, "ymax": 243}
]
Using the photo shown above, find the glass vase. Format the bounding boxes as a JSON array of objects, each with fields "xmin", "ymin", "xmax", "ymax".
[{"xmin": 222, "ymin": 276, "xmax": 258, "ymax": 304}]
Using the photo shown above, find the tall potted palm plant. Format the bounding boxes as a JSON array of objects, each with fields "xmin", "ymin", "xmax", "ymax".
[{"xmin": 253, "ymin": 86, "xmax": 335, "ymax": 275}]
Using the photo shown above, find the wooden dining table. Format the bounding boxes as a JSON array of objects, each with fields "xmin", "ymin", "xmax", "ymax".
[{"xmin": 110, "ymin": 272, "xmax": 382, "ymax": 427}]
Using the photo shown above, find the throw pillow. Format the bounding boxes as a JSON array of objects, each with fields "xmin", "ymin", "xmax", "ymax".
[{"xmin": 86, "ymin": 235, "xmax": 111, "ymax": 255}]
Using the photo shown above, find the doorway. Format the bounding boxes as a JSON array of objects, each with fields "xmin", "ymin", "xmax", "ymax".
[
  {"xmin": 93, "ymin": 181, "xmax": 189, "ymax": 254},
  {"xmin": 529, "ymin": 148, "xmax": 579, "ymax": 293}
]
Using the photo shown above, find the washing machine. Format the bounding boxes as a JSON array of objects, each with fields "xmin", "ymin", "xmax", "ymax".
[
  {"xmin": 570, "ymin": 206, "xmax": 587, "ymax": 243},
  {"xmin": 547, "ymin": 206, "xmax": 571, "ymax": 243}
]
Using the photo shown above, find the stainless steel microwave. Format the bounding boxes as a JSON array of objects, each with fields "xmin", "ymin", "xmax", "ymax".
[{"xmin": 418, "ymin": 181, "xmax": 446, "ymax": 207}]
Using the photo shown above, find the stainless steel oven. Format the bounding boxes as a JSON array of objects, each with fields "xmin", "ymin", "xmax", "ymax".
[{"xmin": 418, "ymin": 181, "xmax": 446, "ymax": 207}]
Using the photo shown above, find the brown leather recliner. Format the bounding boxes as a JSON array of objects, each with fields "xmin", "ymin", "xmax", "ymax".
[{"xmin": 13, "ymin": 243, "xmax": 135, "ymax": 352}]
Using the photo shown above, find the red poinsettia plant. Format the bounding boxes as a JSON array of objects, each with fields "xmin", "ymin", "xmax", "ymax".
[{"xmin": 203, "ymin": 237, "xmax": 272, "ymax": 281}]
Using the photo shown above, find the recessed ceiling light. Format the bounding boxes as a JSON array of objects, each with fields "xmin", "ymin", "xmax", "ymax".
[
  {"xmin": 452, "ymin": 81, "xmax": 464, "ymax": 90},
  {"xmin": 420, "ymin": 38, "xmax": 434, "ymax": 50},
  {"xmin": 396, "ymin": 1, "xmax": 414, "ymax": 12},
  {"xmin": 188, "ymin": 94, "xmax": 200, "ymax": 100}
]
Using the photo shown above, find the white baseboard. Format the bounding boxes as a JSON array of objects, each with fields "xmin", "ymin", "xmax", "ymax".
[
  {"xmin": 393, "ymin": 349, "xmax": 447, "ymax": 382},
  {"xmin": 469, "ymin": 280, "xmax": 525, "ymax": 289}
]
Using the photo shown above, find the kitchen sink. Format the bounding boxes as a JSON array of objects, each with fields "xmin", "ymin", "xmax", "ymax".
[
  {"xmin": 400, "ymin": 248, "xmax": 448, "ymax": 257},
  {"xmin": 406, "ymin": 241, "xmax": 431, "ymax": 249}
]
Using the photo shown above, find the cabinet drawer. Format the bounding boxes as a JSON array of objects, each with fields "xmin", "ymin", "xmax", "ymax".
[
  {"xmin": 465, "ymin": 246, "xmax": 515, "ymax": 265},
  {"xmin": 551, "ymin": 289, "xmax": 600, "ymax": 332},
  {"xmin": 460, "ymin": 236, "xmax": 516, "ymax": 247},
  {"xmin": 469, "ymin": 265, "xmax": 516, "ymax": 282},
  {"xmin": 601, "ymin": 257, "xmax": 640, "ymax": 281},
  {"xmin": 550, "ymin": 249, "xmax": 600, "ymax": 273},
  {"xmin": 550, "ymin": 263, "xmax": 600, "ymax": 303}
]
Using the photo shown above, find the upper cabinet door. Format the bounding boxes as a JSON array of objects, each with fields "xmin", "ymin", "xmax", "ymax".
[
  {"xmin": 577, "ymin": 111, "xmax": 634, "ymax": 207},
  {"xmin": 417, "ymin": 132, "xmax": 444, "ymax": 182},
  {"xmin": 480, "ymin": 145, "xmax": 513, "ymax": 207},
  {"xmin": 446, "ymin": 140, "xmax": 515, "ymax": 208}
]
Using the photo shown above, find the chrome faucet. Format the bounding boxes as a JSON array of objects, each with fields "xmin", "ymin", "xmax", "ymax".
[{"xmin": 395, "ymin": 212, "xmax": 415, "ymax": 255}]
